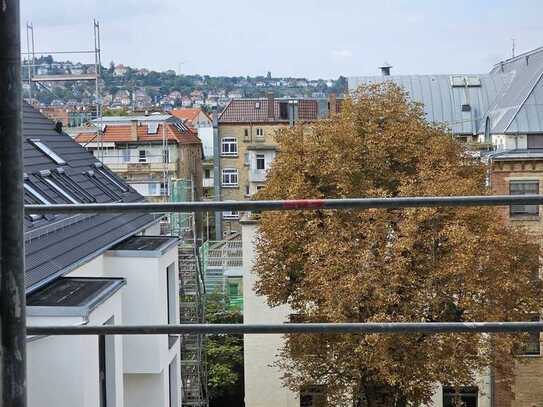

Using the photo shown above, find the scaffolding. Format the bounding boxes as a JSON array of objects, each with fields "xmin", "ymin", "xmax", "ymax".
[
  {"xmin": 22, "ymin": 20, "xmax": 103, "ymax": 159},
  {"xmin": 169, "ymin": 177, "xmax": 209, "ymax": 407}
]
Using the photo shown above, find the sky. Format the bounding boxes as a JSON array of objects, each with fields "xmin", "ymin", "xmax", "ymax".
[{"xmin": 20, "ymin": 0, "xmax": 543, "ymax": 79}]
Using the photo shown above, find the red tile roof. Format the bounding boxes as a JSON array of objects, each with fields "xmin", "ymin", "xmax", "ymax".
[
  {"xmin": 170, "ymin": 108, "xmax": 208, "ymax": 127},
  {"xmin": 75, "ymin": 123, "xmax": 201, "ymax": 145},
  {"xmin": 218, "ymin": 99, "xmax": 320, "ymax": 123}
]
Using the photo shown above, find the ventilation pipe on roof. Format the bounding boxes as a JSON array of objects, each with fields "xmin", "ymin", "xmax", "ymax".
[
  {"xmin": 130, "ymin": 119, "xmax": 138, "ymax": 141},
  {"xmin": 267, "ymin": 92, "xmax": 274, "ymax": 119},
  {"xmin": 379, "ymin": 63, "xmax": 393, "ymax": 76}
]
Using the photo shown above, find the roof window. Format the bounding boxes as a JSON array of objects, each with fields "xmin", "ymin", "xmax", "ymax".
[
  {"xmin": 85, "ymin": 170, "xmax": 122, "ymax": 201},
  {"xmin": 93, "ymin": 163, "xmax": 129, "ymax": 193},
  {"xmin": 38, "ymin": 170, "xmax": 79, "ymax": 204},
  {"xmin": 29, "ymin": 139, "xmax": 67, "ymax": 165},
  {"xmin": 52, "ymin": 168, "xmax": 96, "ymax": 203},
  {"xmin": 148, "ymin": 122, "xmax": 159, "ymax": 134}
]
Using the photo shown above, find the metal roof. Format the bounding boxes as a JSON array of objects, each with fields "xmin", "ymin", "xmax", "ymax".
[
  {"xmin": 348, "ymin": 74, "xmax": 511, "ymax": 135},
  {"xmin": 23, "ymin": 103, "xmax": 158, "ymax": 293},
  {"xmin": 348, "ymin": 46, "xmax": 543, "ymax": 135}
]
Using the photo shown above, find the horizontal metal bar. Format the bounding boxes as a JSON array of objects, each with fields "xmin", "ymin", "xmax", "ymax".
[
  {"xmin": 21, "ymin": 50, "xmax": 96, "ymax": 55},
  {"xmin": 24, "ymin": 195, "xmax": 543, "ymax": 214},
  {"xmin": 26, "ymin": 322, "xmax": 543, "ymax": 336}
]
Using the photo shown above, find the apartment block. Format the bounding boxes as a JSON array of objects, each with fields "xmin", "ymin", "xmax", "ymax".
[
  {"xmin": 23, "ymin": 103, "xmax": 181, "ymax": 407},
  {"xmin": 217, "ymin": 94, "xmax": 340, "ymax": 236}
]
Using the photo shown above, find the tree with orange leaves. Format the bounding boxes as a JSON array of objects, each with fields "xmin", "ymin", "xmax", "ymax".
[{"xmin": 253, "ymin": 83, "xmax": 542, "ymax": 406}]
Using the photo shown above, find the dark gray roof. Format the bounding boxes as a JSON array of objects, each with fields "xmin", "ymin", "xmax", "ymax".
[
  {"xmin": 348, "ymin": 46, "xmax": 543, "ymax": 135},
  {"xmin": 23, "ymin": 103, "xmax": 158, "ymax": 293},
  {"xmin": 27, "ymin": 277, "xmax": 126, "ymax": 317}
]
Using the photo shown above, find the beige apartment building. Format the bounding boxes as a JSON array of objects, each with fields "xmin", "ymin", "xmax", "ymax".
[{"xmin": 218, "ymin": 94, "xmax": 340, "ymax": 235}]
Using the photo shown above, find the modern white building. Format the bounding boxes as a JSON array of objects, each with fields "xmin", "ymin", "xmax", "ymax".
[{"xmin": 23, "ymin": 102, "xmax": 181, "ymax": 407}]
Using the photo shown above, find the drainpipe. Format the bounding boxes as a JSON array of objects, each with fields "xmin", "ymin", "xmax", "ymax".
[
  {"xmin": 0, "ymin": 0, "xmax": 27, "ymax": 406},
  {"xmin": 212, "ymin": 108, "xmax": 222, "ymax": 240}
]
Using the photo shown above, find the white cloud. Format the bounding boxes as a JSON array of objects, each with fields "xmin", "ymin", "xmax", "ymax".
[{"xmin": 332, "ymin": 49, "xmax": 353, "ymax": 58}]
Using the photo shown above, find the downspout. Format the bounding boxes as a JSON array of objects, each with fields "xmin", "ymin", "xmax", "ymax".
[{"xmin": 212, "ymin": 108, "xmax": 222, "ymax": 240}]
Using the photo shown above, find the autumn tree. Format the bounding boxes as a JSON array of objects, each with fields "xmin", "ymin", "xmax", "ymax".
[{"xmin": 254, "ymin": 83, "xmax": 543, "ymax": 406}]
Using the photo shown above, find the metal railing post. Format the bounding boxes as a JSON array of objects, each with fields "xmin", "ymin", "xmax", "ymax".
[{"xmin": 0, "ymin": 0, "xmax": 27, "ymax": 405}]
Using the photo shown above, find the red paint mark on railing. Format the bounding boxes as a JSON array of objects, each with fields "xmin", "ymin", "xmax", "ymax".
[{"xmin": 282, "ymin": 199, "xmax": 325, "ymax": 209}]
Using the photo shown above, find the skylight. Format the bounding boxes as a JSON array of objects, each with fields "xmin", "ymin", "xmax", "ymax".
[
  {"xmin": 29, "ymin": 139, "xmax": 66, "ymax": 165},
  {"xmin": 39, "ymin": 170, "xmax": 79, "ymax": 204},
  {"xmin": 24, "ymin": 182, "xmax": 52, "ymax": 205},
  {"xmin": 148, "ymin": 122, "xmax": 159, "ymax": 134},
  {"xmin": 93, "ymin": 163, "xmax": 129, "ymax": 193}
]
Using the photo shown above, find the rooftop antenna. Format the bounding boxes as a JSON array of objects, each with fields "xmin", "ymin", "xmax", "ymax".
[{"xmin": 511, "ymin": 38, "xmax": 516, "ymax": 58}]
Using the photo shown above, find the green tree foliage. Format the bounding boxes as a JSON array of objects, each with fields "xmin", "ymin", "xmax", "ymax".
[
  {"xmin": 254, "ymin": 83, "xmax": 543, "ymax": 406},
  {"xmin": 206, "ymin": 293, "xmax": 244, "ymax": 406}
]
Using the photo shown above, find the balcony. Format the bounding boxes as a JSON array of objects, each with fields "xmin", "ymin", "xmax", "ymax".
[
  {"xmin": 249, "ymin": 168, "xmax": 267, "ymax": 183},
  {"xmin": 99, "ymin": 156, "xmax": 177, "ymax": 174}
]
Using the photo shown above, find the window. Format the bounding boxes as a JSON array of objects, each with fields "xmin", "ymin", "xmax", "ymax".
[
  {"xmin": 256, "ymin": 128, "xmax": 264, "ymax": 139},
  {"xmin": 222, "ymin": 168, "xmax": 238, "ymax": 187},
  {"xmin": 510, "ymin": 180, "xmax": 539, "ymax": 216},
  {"xmin": 24, "ymin": 182, "xmax": 52, "ymax": 205},
  {"xmin": 52, "ymin": 168, "xmax": 96, "ymax": 203},
  {"xmin": 223, "ymin": 211, "xmax": 239, "ymax": 219},
  {"xmin": 160, "ymin": 182, "xmax": 169, "ymax": 196},
  {"xmin": 163, "ymin": 149, "xmax": 170, "ymax": 163},
  {"xmin": 527, "ymin": 134, "xmax": 543, "ymax": 149},
  {"xmin": 85, "ymin": 171, "xmax": 122, "ymax": 201},
  {"xmin": 256, "ymin": 185, "xmax": 264, "ymax": 192},
  {"xmin": 279, "ymin": 102, "xmax": 289, "ymax": 119},
  {"xmin": 244, "ymin": 152, "xmax": 250, "ymax": 166},
  {"xmin": 243, "ymin": 129, "xmax": 250, "ymax": 142},
  {"xmin": 443, "ymin": 386, "xmax": 478, "ymax": 407},
  {"xmin": 94, "ymin": 163, "xmax": 129, "ymax": 193},
  {"xmin": 221, "ymin": 137, "xmax": 238, "ymax": 156},
  {"xmin": 255, "ymin": 101, "xmax": 261, "ymax": 109},
  {"xmin": 139, "ymin": 150, "xmax": 147, "ymax": 162},
  {"xmin": 300, "ymin": 385, "xmax": 326, "ymax": 407},
  {"xmin": 122, "ymin": 149, "xmax": 130, "ymax": 162},
  {"xmin": 245, "ymin": 185, "xmax": 250, "ymax": 196},
  {"xmin": 148, "ymin": 182, "xmax": 159, "ymax": 195},
  {"xmin": 204, "ymin": 169, "xmax": 211, "ymax": 179},
  {"xmin": 39, "ymin": 171, "xmax": 79, "ymax": 204},
  {"xmin": 228, "ymin": 282, "xmax": 240, "ymax": 297},
  {"xmin": 520, "ymin": 315, "xmax": 541, "ymax": 355},
  {"xmin": 29, "ymin": 139, "xmax": 66, "ymax": 165},
  {"xmin": 148, "ymin": 122, "xmax": 159, "ymax": 134},
  {"xmin": 256, "ymin": 154, "xmax": 265, "ymax": 170}
]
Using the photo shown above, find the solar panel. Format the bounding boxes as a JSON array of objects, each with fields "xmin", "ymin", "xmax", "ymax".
[
  {"xmin": 52, "ymin": 168, "xmax": 96, "ymax": 203},
  {"xmin": 24, "ymin": 181, "xmax": 53, "ymax": 205},
  {"xmin": 85, "ymin": 171, "xmax": 122, "ymax": 201},
  {"xmin": 29, "ymin": 139, "xmax": 67, "ymax": 165}
]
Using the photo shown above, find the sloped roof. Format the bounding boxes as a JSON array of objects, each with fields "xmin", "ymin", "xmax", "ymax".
[
  {"xmin": 75, "ymin": 123, "xmax": 202, "ymax": 145},
  {"xmin": 348, "ymin": 46, "xmax": 543, "ymax": 135},
  {"xmin": 487, "ymin": 47, "xmax": 543, "ymax": 134},
  {"xmin": 170, "ymin": 108, "xmax": 209, "ymax": 127},
  {"xmin": 348, "ymin": 74, "xmax": 511, "ymax": 135},
  {"xmin": 23, "ymin": 103, "xmax": 158, "ymax": 292},
  {"xmin": 218, "ymin": 98, "xmax": 320, "ymax": 123}
]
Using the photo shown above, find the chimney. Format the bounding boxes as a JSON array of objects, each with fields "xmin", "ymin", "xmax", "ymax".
[
  {"xmin": 130, "ymin": 119, "xmax": 138, "ymax": 141},
  {"xmin": 267, "ymin": 92, "xmax": 275, "ymax": 119},
  {"xmin": 379, "ymin": 63, "xmax": 392, "ymax": 76},
  {"xmin": 328, "ymin": 93, "xmax": 337, "ymax": 116}
]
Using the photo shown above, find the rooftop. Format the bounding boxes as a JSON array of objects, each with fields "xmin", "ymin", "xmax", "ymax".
[
  {"xmin": 108, "ymin": 235, "xmax": 179, "ymax": 257},
  {"xmin": 22, "ymin": 102, "xmax": 158, "ymax": 292},
  {"xmin": 27, "ymin": 277, "xmax": 126, "ymax": 317}
]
